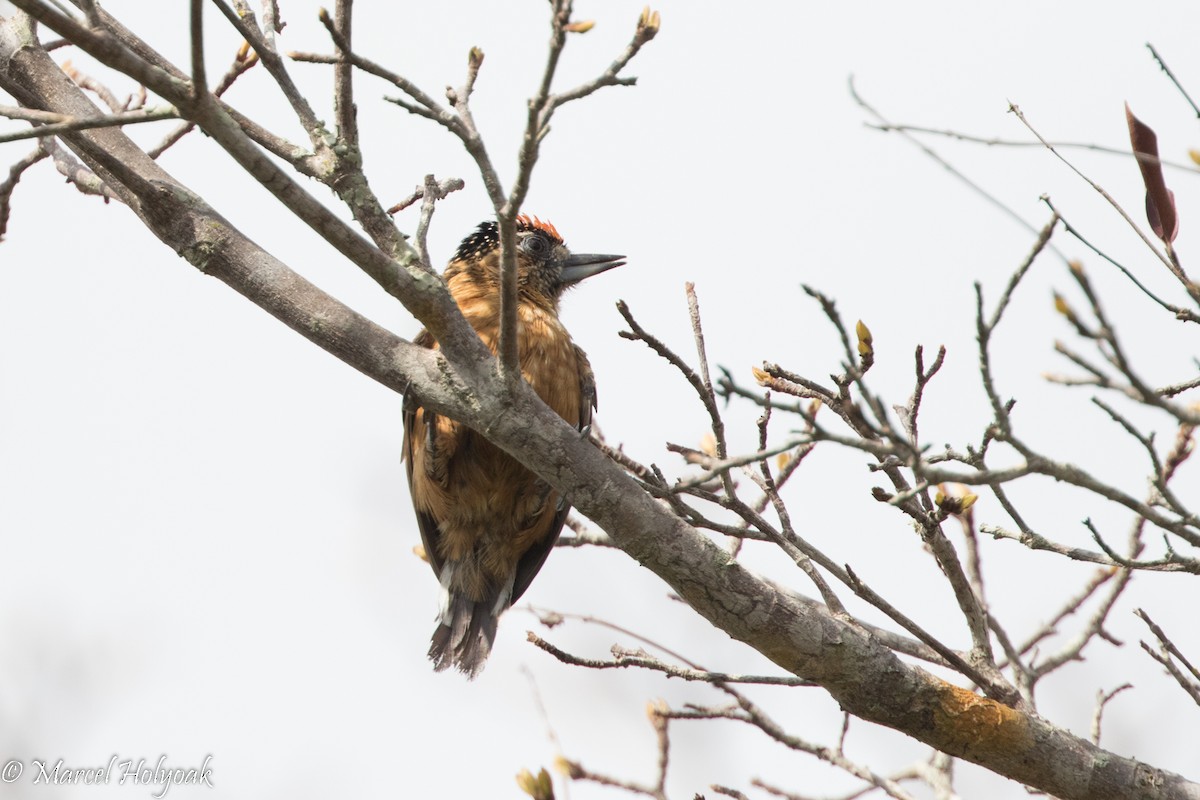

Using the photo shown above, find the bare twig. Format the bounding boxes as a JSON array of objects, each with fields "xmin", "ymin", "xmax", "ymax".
[
  {"xmin": 1090, "ymin": 683, "xmax": 1133, "ymax": 745},
  {"xmin": 148, "ymin": 45, "xmax": 259, "ymax": 159},
  {"xmin": 1015, "ymin": 568, "xmax": 1116, "ymax": 661},
  {"xmin": 1029, "ymin": 564, "xmax": 1131, "ymax": 681},
  {"xmin": 190, "ymin": 0, "xmax": 207, "ymax": 99},
  {"xmin": 619, "ymin": 298, "xmax": 730, "ymax": 466},
  {"xmin": 555, "ymin": 514, "xmax": 615, "ymax": 548},
  {"xmin": 708, "ymin": 692, "xmax": 921, "ymax": 800},
  {"xmin": 410, "ymin": 174, "xmax": 465, "ymax": 272},
  {"xmin": 896, "ymin": 344, "xmax": 947, "ymax": 447},
  {"xmin": 332, "ymin": 0, "xmax": 357, "ymax": 143},
  {"xmin": 984, "ymin": 524, "xmax": 1200, "ymax": 573},
  {"xmin": 851, "ymin": 77, "xmax": 1071, "ymax": 265},
  {"xmin": 972, "ymin": 217, "xmax": 1059, "ymax": 438},
  {"xmin": 749, "ymin": 406, "xmax": 847, "ymax": 614},
  {"xmin": 557, "ymin": 756, "xmax": 663, "ymax": 800},
  {"xmin": 209, "ymin": 0, "xmax": 329, "ymax": 148},
  {"xmin": 865, "ymin": 120, "xmax": 1199, "ymax": 173},
  {"xmin": 1040, "ymin": 197, "xmax": 1196, "ymax": 322},
  {"xmin": 923, "ymin": 454, "xmax": 1200, "ymax": 547},
  {"xmin": 0, "ymin": 105, "xmax": 177, "ymax": 144},
  {"xmin": 1137, "ymin": 608, "xmax": 1200, "ymax": 705},
  {"xmin": 533, "ymin": 626, "xmax": 918, "ymax": 800},
  {"xmin": 544, "ymin": 6, "xmax": 658, "ymax": 113},
  {"xmin": 1010, "ymin": 103, "xmax": 1200, "ymax": 308},
  {"xmin": 0, "ymin": 144, "xmax": 50, "ymax": 240},
  {"xmin": 520, "ymin": 666, "xmax": 565, "ymax": 755},
  {"xmin": 1157, "ymin": 374, "xmax": 1200, "ymax": 398},
  {"xmin": 843, "ymin": 565, "xmax": 1005, "ymax": 701},
  {"xmin": 41, "ymin": 137, "xmax": 121, "ymax": 200},
  {"xmin": 61, "ymin": 59, "xmax": 125, "ymax": 113},
  {"xmin": 1147, "ymin": 43, "xmax": 1200, "ymax": 120}
]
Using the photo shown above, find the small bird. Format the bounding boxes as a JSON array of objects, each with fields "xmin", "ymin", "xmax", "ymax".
[{"xmin": 402, "ymin": 214, "xmax": 624, "ymax": 677}]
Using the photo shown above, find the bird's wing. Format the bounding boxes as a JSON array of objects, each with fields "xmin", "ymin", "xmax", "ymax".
[
  {"xmin": 510, "ymin": 344, "xmax": 597, "ymax": 603},
  {"xmin": 402, "ymin": 329, "xmax": 448, "ymax": 580}
]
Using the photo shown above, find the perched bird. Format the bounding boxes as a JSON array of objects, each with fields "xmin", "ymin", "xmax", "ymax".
[{"xmin": 402, "ymin": 215, "xmax": 624, "ymax": 677}]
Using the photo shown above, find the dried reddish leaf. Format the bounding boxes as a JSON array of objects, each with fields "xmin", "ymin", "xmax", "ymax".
[{"xmin": 1126, "ymin": 102, "xmax": 1179, "ymax": 243}]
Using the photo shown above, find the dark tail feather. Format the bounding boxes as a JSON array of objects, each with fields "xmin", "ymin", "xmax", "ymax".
[{"xmin": 428, "ymin": 593, "xmax": 499, "ymax": 679}]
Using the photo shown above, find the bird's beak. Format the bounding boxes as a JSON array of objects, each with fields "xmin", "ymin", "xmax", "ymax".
[{"xmin": 558, "ymin": 252, "xmax": 626, "ymax": 286}]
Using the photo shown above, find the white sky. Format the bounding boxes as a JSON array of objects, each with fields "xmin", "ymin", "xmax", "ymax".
[{"xmin": 1, "ymin": 1, "xmax": 1199, "ymax": 798}]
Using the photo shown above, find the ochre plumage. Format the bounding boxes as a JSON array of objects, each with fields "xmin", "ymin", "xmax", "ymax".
[{"xmin": 402, "ymin": 215, "xmax": 623, "ymax": 677}]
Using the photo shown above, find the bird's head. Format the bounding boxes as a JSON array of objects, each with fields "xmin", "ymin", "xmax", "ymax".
[{"xmin": 446, "ymin": 215, "xmax": 625, "ymax": 307}]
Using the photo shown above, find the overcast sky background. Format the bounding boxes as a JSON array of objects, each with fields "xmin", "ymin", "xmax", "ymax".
[{"xmin": 1, "ymin": 1, "xmax": 1199, "ymax": 798}]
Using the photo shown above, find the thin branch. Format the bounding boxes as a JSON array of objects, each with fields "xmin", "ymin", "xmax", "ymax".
[
  {"xmin": 1041, "ymin": 197, "xmax": 1196, "ymax": 322},
  {"xmin": 0, "ymin": 105, "xmax": 177, "ymax": 144},
  {"xmin": 41, "ymin": 136, "xmax": 120, "ymax": 200},
  {"xmin": 1147, "ymin": 43, "xmax": 1200, "ymax": 120},
  {"xmin": 189, "ymin": 0, "xmax": 207, "ymax": 99},
  {"xmin": 709, "ymin": 693, "xmax": 921, "ymax": 800},
  {"xmin": 923, "ymin": 451, "xmax": 1200, "ymax": 547},
  {"xmin": 411, "ymin": 174, "xmax": 465, "ymax": 273},
  {"xmin": 851, "ymin": 77, "xmax": 1071, "ymax": 265},
  {"xmin": 1029, "ymin": 563, "xmax": 1131, "ymax": 680},
  {"xmin": 61, "ymin": 59, "xmax": 125, "ymax": 113},
  {"xmin": 843, "ymin": 565, "xmax": 1008, "ymax": 703},
  {"xmin": 1015, "ymin": 568, "xmax": 1116, "ymax": 659},
  {"xmin": 75, "ymin": 0, "xmax": 102, "ymax": 27},
  {"xmin": 558, "ymin": 757, "xmax": 663, "ymax": 800},
  {"xmin": 897, "ymin": 344, "xmax": 947, "ymax": 447},
  {"xmin": 983, "ymin": 524, "xmax": 1200, "ymax": 574},
  {"xmin": 555, "ymin": 514, "xmax": 616, "ymax": 548},
  {"xmin": 746, "ymin": 401, "xmax": 847, "ymax": 613},
  {"xmin": 332, "ymin": 0, "xmax": 357, "ymax": 143},
  {"xmin": 0, "ymin": 143, "xmax": 49, "ymax": 240},
  {"xmin": 1157, "ymin": 374, "xmax": 1200, "ymax": 399},
  {"xmin": 527, "ymin": 633, "xmax": 813, "ymax": 686},
  {"xmin": 544, "ymin": 6, "xmax": 658, "ymax": 112},
  {"xmin": 1010, "ymin": 103, "xmax": 1199, "ymax": 308},
  {"xmin": 1090, "ymin": 683, "xmax": 1133, "ymax": 745},
  {"xmin": 209, "ymin": 0, "xmax": 329, "ymax": 149},
  {"xmin": 1091, "ymin": 397, "xmax": 1161, "ymax": 476},
  {"xmin": 669, "ymin": 437, "xmax": 808, "ymax": 492},
  {"xmin": 527, "ymin": 607, "xmax": 700, "ymax": 669},
  {"xmin": 711, "ymin": 787, "xmax": 751, "ymax": 800},
  {"xmin": 1137, "ymin": 609, "xmax": 1200, "ymax": 686},
  {"xmin": 866, "ymin": 121, "xmax": 1199, "ymax": 173},
  {"xmin": 989, "ymin": 214, "xmax": 1058, "ymax": 330},
  {"xmin": 619, "ymin": 299, "xmax": 730, "ymax": 455},
  {"xmin": 496, "ymin": 0, "xmax": 573, "ymax": 378},
  {"xmin": 148, "ymin": 44, "xmax": 259, "ymax": 159}
]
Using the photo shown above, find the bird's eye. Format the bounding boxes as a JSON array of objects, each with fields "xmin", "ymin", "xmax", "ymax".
[{"xmin": 520, "ymin": 233, "xmax": 550, "ymax": 257}]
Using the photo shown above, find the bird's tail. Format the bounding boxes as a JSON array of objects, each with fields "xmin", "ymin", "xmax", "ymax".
[{"xmin": 428, "ymin": 566, "xmax": 511, "ymax": 679}]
